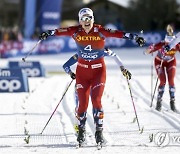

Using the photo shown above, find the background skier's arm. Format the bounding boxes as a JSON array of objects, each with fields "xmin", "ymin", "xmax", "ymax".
[
  {"xmin": 63, "ymin": 53, "xmax": 78, "ymax": 79},
  {"xmin": 145, "ymin": 42, "xmax": 165, "ymax": 54},
  {"xmin": 104, "ymin": 48, "xmax": 131, "ymax": 80}
]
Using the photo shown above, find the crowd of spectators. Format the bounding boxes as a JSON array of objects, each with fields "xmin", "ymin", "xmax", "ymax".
[
  {"xmin": 0, "ymin": 26, "xmax": 23, "ymax": 42},
  {"xmin": 0, "ymin": 26, "xmax": 40, "ymax": 42}
]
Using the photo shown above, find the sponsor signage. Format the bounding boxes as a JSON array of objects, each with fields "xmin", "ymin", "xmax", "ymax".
[
  {"xmin": 9, "ymin": 61, "xmax": 45, "ymax": 77},
  {"xmin": 38, "ymin": 0, "xmax": 63, "ymax": 32},
  {"xmin": 0, "ymin": 68, "xmax": 29, "ymax": 92}
]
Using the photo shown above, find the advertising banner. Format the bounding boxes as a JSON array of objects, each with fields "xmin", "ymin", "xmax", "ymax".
[
  {"xmin": 9, "ymin": 61, "xmax": 45, "ymax": 77},
  {"xmin": 0, "ymin": 68, "xmax": 29, "ymax": 92},
  {"xmin": 39, "ymin": 0, "xmax": 63, "ymax": 32}
]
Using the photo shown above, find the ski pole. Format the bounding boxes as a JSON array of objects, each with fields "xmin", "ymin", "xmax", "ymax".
[
  {"xmin": 151, "ymin": 53, "xmax": 154, "ymax": 101},
  {"xmin": 40, "ymin": 79, "xmax": 74, "ymax": 134},
  {"xmin": 126, "ymin": 78, "xmax": 141, "ymax": 131},
  {"xmin": 22, "ymin": 40, "xmax": 41, "ymax": 62},
  {"xmin": 150, "ymin": 58, "xmax": 164, "ymax": 107}
]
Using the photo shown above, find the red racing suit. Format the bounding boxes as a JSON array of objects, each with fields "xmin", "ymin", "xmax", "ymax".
[
  {"xmin": 147, "ymin": 41, "xmax": 180, "ymax": 88},
  {"xmin": 54, "ymin": 24, "xmax": 134, "ymax": 128}
]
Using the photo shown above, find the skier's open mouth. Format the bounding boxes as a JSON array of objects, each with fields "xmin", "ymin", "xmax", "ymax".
[{"xmin": 85, "ymin": 23, "xmax": 90, "ymax": 27}]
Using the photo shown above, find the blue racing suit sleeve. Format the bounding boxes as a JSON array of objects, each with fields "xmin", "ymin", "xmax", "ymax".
[{"xmin": 63, "ymin": 53, "xmax": 78, "ymax": 74}]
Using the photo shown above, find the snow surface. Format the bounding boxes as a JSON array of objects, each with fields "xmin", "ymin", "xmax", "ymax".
[{"xmin": 0, "ymin": 48, "xmax": 180, "ymax": 154}]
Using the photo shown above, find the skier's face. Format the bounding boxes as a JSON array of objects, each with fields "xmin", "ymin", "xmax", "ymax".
[{"xmin": 80, "ymin": 15, "xmax": 94, "ymax": 33}]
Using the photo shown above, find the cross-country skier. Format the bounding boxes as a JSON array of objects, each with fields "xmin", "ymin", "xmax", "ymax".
[
  {"xmin": 39, "ymin": 8, "xmax": 145, "ymax": 146},
  {"xmin": 145, "ymin": 24, "xmax": 180, "ymax": 112},
  {"xmin": 63, "ymin": 48, "xmax": 131, "ymax": 137}
]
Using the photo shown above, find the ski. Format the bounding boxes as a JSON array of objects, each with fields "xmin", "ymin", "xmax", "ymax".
[
  {"xmin": 163, "ymin": 109, "xmax": 180, "ymax": 115},
  {"xmin": 75, "ymin": 142, "xmax": 105, "ymax": 149},
  {"xmin": 154, "ymin": 108, "xmax": 180, "ymax": 115}
]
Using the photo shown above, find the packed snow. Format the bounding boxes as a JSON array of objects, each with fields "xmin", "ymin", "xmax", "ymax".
[{"xmin": 0, "ymin": 47, "xmax": 180, "ymax": 154}]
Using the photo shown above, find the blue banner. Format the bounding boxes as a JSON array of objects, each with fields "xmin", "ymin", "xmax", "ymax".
[
  {"xmin": 9, "ymin": 61, "xmax": 45, "ymax": 77},
  {"xmin": 39, "ymin": 0, "xmax": 63, "ymax": 32},
  {"xmin": 24, "ymin": 0, "xmax": 36, "ymax": 38},
  {"xmin": 0, "ymin": 68, "xmax": 29, "ymax": 92}
]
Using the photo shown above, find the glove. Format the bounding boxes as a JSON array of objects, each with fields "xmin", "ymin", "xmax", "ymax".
[
  {"xmin": 39, "ymin": 30, "xmax": 54, "ymax": 40},
  {"xmin": 121, "ymin": 67, "xmax": 132, "ymax": 80},
  {"xmin": 164, "ymin": 44, "xmax": 170, "ymax": 52},
  {"xmin": 104, "ymin": 48, "xmax": 115, "ymax": 56},
  {"xmin": 135, "ymin": 36, "xmax": 146, "ymax": 47},
  {"xmin": 69, "ymin": 72, "xmax": 76, "ymax": 80},
  {"xmin": 144, "ymin": 44, "xmax": 154, "ymax": 54}
]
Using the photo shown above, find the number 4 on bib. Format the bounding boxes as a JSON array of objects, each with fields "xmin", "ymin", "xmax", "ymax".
[{"xmin": 84, "ymin": 45, "xmax": 92, "ymax": 51}]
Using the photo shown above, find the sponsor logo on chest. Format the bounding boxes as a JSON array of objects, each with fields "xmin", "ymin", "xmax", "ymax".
[
  {"xmin": 166, "ymin": 50, "xmax": 176, "ymax": 56},
  {"xmin": 76, "ymin": 35, "xmax": 101, "ymax": 41}
]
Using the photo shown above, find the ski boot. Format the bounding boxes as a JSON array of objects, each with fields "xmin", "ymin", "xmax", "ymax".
[
  {"xmin": 95, "ymin": 129, "xmax": 104, "ymax": 150},
  {"xmin": 155, "ymin": 99, "xmax": 162, "ymax": 111},
  {"xmin": 95, "ymin": 129, "xmax": 104, "ymax": 144},
  {"xmin": 155, "ymin": 86, "xmax": 164, "ymax": 111},
  {"xmin": 169, "ymin": 86, "xmax": 176, "ymax": 112},
  {"xmin": 77, "ymin": 127, "xmax": 86, "ymax": 146},
  {"xmin": 170, "ymin": 98, "xmax": 177, "ymax": 112}
]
